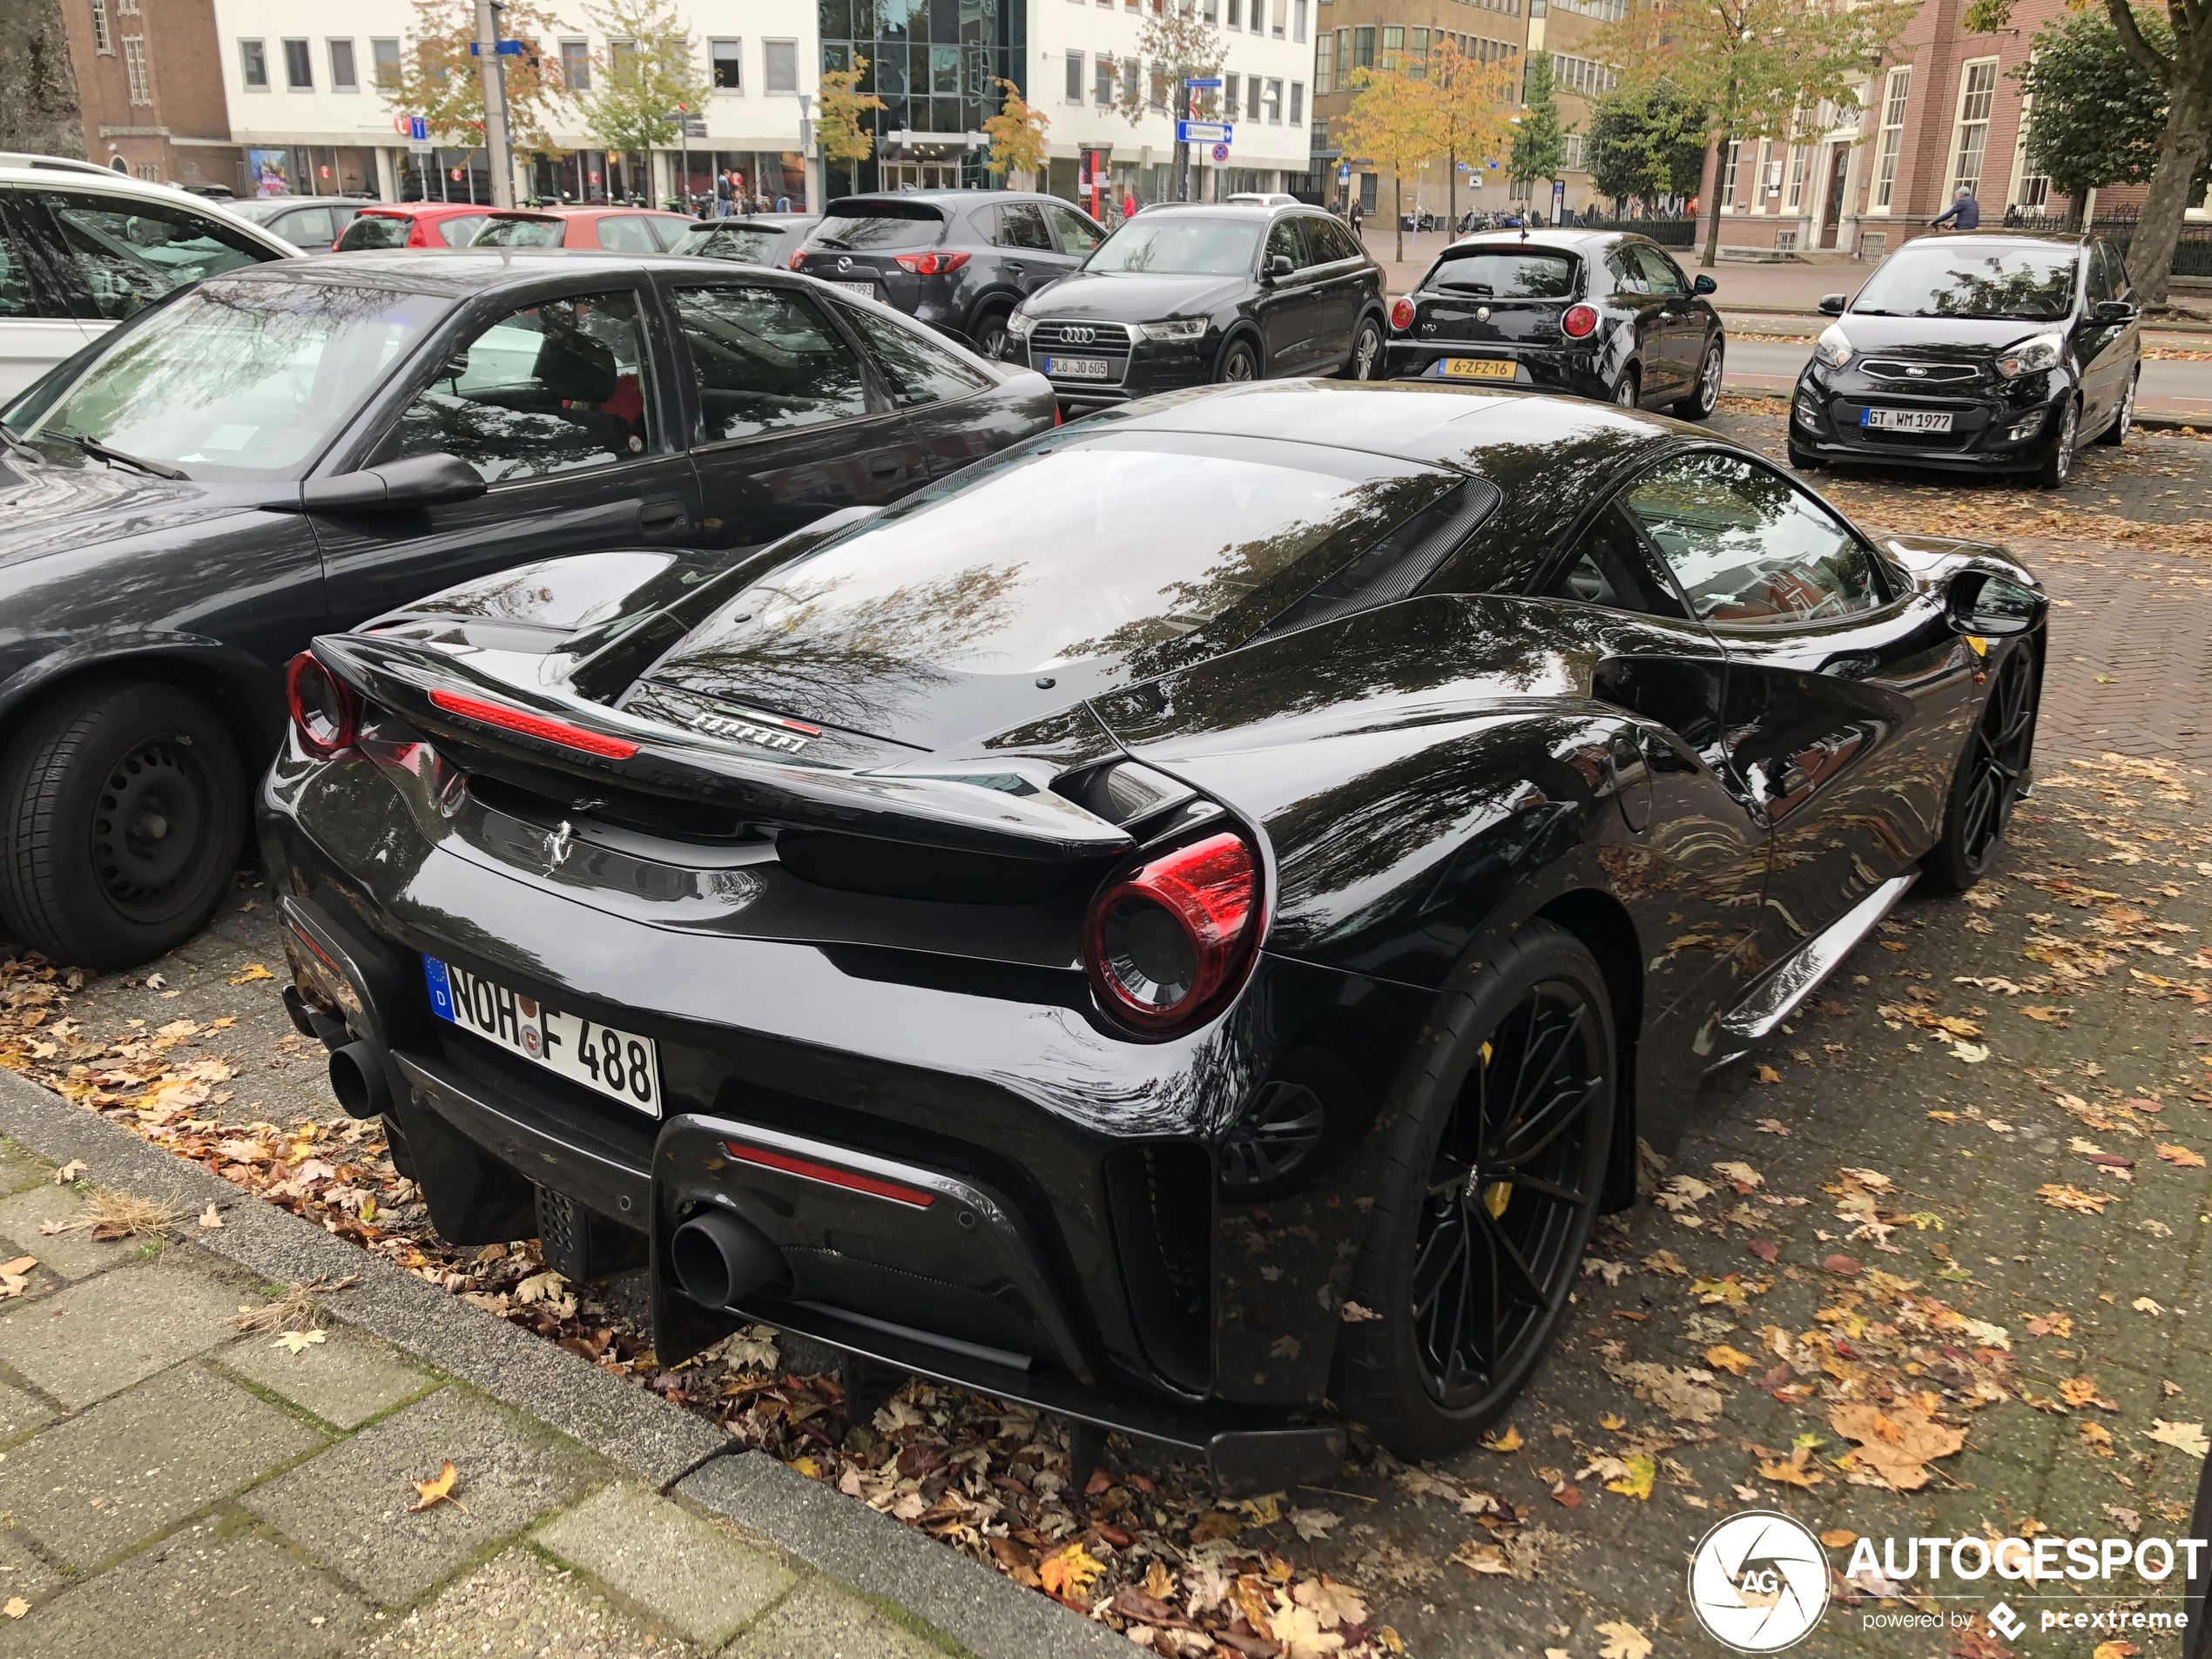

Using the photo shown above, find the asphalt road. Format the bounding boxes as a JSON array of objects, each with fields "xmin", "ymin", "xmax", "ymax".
[{"xmin": 1725, "ymin": 333, "xmax": 2212, "ymax": 421}]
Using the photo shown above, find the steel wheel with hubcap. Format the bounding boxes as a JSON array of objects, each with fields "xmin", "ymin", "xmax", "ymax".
[
  {"xmin": 2035, "ymin": 399, "xmax": 2079, "ymax": 489},
  {"xmin": 1332, "ymin": 921, "xmax": 1615, "ymax": 1456},
  {"xmin": 1923, "ymin": 645, "xmax": 2037, "ymax": 891}
]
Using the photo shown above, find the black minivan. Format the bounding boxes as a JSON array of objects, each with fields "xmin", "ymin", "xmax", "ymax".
[
  {"xmin": 1789, "ymin": 232, "xmax": 2140, "ymax": 488},
  {"xmin": 790, "ymin": 191, "xmax": 1110, "ymax": 360}
]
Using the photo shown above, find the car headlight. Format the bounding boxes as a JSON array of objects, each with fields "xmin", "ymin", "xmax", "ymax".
[
  {"xmin": 1007, "ymin": 310, "xmax": 1035, "ymax": 341},
  {"xmin": 1135, "ymin": 318, "xmax": 1207, "ymax": 342},
  {"xmin": 1813, "ymin": 324, "xmax": 1852, "ymax": 368},
  {"xmin": 1995, "ymin": 333, "xmax": 2065, "ymax": 378}
]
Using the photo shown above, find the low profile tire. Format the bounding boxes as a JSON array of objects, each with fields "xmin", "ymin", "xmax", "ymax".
[
  {"xmin": 1340, "ymin": 316, "xmax": 1384, "ymax": 381},
  {"xmin": 969, "ymin": 307, "xmax": 1012, "ymax": 361},
  {"xmin": 1676, "ymin": 341, "xmax": 1723, "ymax": 419},
  {"xmin": 1785, "ymin": 438, "xmax": 1823, "ymax": 471},
  {"xmin": 1921, "ymin": 644, "xmax": 2038, "ymax": 893},
  {"xmin": 2098, "ymin": 368, "xmax": 2138, "ymax": 445},
  {"xmin": 2034, "ymin": 399, "xmax": 2079, "ymax": 489},
  {"xmin": 1332, "ymin": 921, "xmax": 1615, "ymax": 1460},
  {"xmin": 1610, "ymin": 367, "xmax": 1639, "ymax": 409},
  {"xmin": 0, "ymin": 680, "xmax": 244, "ymax": 970},
  {"xmin": 1217, "ymin": 337, "xmax": 1260, "ymax": 384}
]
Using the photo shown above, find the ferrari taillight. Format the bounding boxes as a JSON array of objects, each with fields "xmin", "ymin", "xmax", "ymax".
[
  {"xmin": 1085, "ymin": 832, "xmax": 1260, "ymax": 1035},
  {"xmin": 895, "ymin": 251, "xmax": 971, "ymax": 276},
  {"xmin": 1389, "ymin": 295, "xmax": 1416, "ymax": 332},
  {"xmin": 1561, "ymin": 303, "xmax": 1599, "ymax": 339},
  {"xmin": 287, "ymin": 651, "xmax": 359, "ymax": 759},
  {"xmin": 427, "ymin": 689, "xmax": 641, "ymax": 759}
]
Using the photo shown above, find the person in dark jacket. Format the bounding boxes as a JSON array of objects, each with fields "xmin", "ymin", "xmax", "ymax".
[{"xmin": 1932, "ymin": 186, "xmax": 1981, "ymax": 230}]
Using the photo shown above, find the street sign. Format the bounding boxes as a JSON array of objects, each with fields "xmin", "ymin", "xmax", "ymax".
[
  {"xmin": 1211, "ymin": 142, "xmax": 1231, "ymax": 162},
  {"xmin": 469, "ymin": 39, "xmax": 523, "ymax": 54},
  {"xmin": 679, "ymin": 118, "xmax": 707, "ymax": 137},
  {"xmin": 1551, "ymin": 179, "xmax": 1566, "ymax": 219},
  {"xmin": 1184, "ymin": 76, "xmax": 1223, "ymax": 88},
  {"xmin": 1338, "ymin": 163, "xmax": 1351, "ymax": 182},
  {"xmin": 410, "ymin": 116, "xmax": 428, "ymax": 142},
  {"xmin": 1177, "ymin": 120, "xmax": 1231, "ymax": 145}
]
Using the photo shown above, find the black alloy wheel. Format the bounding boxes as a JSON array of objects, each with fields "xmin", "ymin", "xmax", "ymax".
[
  {"xmin": 2098, "ymin": 368, "xmax": 2138, "ymax": 446},
  {"xmin": 1332, "ymin": 921, "xmax": 1614, "ymax": 1457},
  {"xmin": 1341, "ymin": 317, "xmax": 1383, "ymax": 381},
  {"xmin": 1677, "ymin": 341, "xmax": 1723, "ymax": 420},
  {"xmin": 1923, "ymin": 644, "xmax": 2037, "ymax": 892},
  {"xmin": 2035, "ymin": 399, "xmax": 2079, "ymax": 489},
  {"xmin": 971, "ymin": 308, "xmax": 1011, "ymax": 361},
  {"xmin": 0, "ymin": 680, "xmax": 244, "ymax": 969},
  {"xmin": 1217, "ymin": 339, "xmax": 1259, "ymax": 384}
]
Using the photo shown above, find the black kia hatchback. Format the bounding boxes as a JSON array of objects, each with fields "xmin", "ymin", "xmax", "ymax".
[
  {"xmin": 1001, "ymin": 202, "xmax": 1390, "ymax": 414},
  {"xmin": 790, "ymin": 191, "xmax": 1111, "ymax": 360},
  {"xmin": 1385, "ymin": 230, "xmax": 1726, "ymax": 419},
  {"xmin": 1788, "ymin": 233, "xmax": 2141, "ymax": 487}
]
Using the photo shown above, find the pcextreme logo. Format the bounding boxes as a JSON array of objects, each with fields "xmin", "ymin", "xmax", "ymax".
[{"xmin": 1688, "ymin": 1511, "xmax": 1832, "ymax": 1652}]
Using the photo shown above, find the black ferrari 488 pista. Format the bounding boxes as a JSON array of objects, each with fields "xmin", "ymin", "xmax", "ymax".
[{"xmin": 261, "ymin": 381, "xmax": 2046, "ymax": 1488}]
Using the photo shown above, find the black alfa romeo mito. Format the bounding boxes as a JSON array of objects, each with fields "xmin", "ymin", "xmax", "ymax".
[{"xmin": 261, "ymin": 380, "xmax": 2047, "ymax": 1487}]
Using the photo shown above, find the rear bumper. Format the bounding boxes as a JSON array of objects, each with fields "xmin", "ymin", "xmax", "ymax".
[{"xmin": 1383, "ymin": 339, "xmax": 1607, "ymax": 397}]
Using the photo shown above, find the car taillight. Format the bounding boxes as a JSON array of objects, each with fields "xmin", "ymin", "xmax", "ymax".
[
  {"xmin": 895, "ymin": 251, "xmax": 971, "ymax": 276},
  {"xmin": 790, "ymin": 250, "xmax": 807, "ymax": 271},
  {"xmin": 426, "ymin": 689, "xmax": 641, "ymax": 759},
  {"xmin": 287, "ymin": 651, "xmax": 359, "ymax": 759},
  {"xmin": 1389, "ymin": 295, "xmax": 1416, "ymax": 332},
  {"xmin": 1561, "ymin": 303, "xmax": 1599, "ymax": 339},
  {"xmin": 1086, "ymin": 831, "xmax": 1260, "ymax": 1035}
]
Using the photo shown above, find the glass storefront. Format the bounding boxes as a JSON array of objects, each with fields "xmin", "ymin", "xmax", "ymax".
[
  {"xmin": 240, "ymin": 146, "xmax": 378, "ymax": 199},
  {"xmin": 819, "ymin": 0, "xmax": 1025, "ymax": 197},
  {"xmin": 671, "ymin": 152, "xmax": 809, "ymax": 215}
]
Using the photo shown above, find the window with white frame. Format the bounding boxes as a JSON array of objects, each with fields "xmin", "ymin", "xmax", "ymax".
[
  {"xmin": 1873, "ymin": 64, "xmax": 1910, "ymax": 210},
  {"xmin": 91, "ymin": 0, "xmax": 111, "ymax": 55},
  {"xmin": 1224, "ymin": 71, "xmax": 1240, "ymax": 111},
  {"xmin": 371, "ymin": 37, "xmax": 401, "ymax": 89},
  {"xmin": 2011, "ymin": 87, "xmax": 2048, "ymax": 209},
  {"xmin": 764, "ymin": 38, "xmax": 798, "ymax": 92},
  {"xmin": 561, "ymin": 39, "xmax": 590, "ymax": 91},
  {"xmin": 1314, "ymin": 31, "xmax": 1332, "ymax": 92},
  {"xmin": 1562, "ymin": 132, "xmax": 1583, "ymax": 169},
  {"xmin": 711, "ymin": 38, "xmax": 742, "ymax": 91},
  {"xmin": 1720, "ymin": 139, "xmax": 1741, "ymax": 210},
  {"xmin": 1550, "ymin": 53, "xmax": 1616, "ymax": 97},
  {"xmin": 1248, "ymin": 74, "xmax": 1261, "ymax": 118},
  {"xmin": 122, "ymin": 35, "xmax": 151, "ymax": 103},
  {"xmin": 1294, "ymin": 0, "xmax": 1306, "ymax": 40},
  {"xmin": 1950, "ymin": 57, "xmax": 1998, "ymax": 198},
  {"xmin": 330, "ymin": 39, "xmax": 358, "ymax": 91},
  {"xmin": 1265, "ymin": 78, "xmax": 1282, "ymax": 120},
  {"xmin": 1290, "ymin": 81, "xmax": 1304, "ymax": 123},
  {"xmin": 1096, "ymin": 57, "xmax": 1116, "ymax": 103},
  {"xmin": 283, "ymin": 37, "xmax": 312, "ymax": 89},
  {"xmin": 1786, "ymin": 144, "xmax": 1807, "ymax": 209},
  {"xmin": 1065, "ymin": 51, "xmax": 1083, "ymax": 101},
  {"xmin": 1272, "ymin": 0, "xmax": 1285, "ymax": 37}
]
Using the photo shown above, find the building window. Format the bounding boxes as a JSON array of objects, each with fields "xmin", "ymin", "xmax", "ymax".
[
  {"xmin": 283, "ymin": 38, "xmax": 313, "ymax": 89},
  {"xmin": 239, "ymin": 37, "xmax": 268, "ymax": 89},
  {"xmin": 711, "ymin": 38, "xmax": 742, "ymax": 90},
  {"xmin": 764, "ymin": 38, "xmax": 797, "ymax": 93},
  {"xmin": 1352, "ymin": 25, "xmax": 1372, "ymax": 68},
  {"xmin": 115, "ymin": 0, "xmax": 135, "ymax": 11},
  {"xmin": 1785, "ymin": 144, "xmax": 1807, "ymax": 209},
  {"xmin": 1720, "ymin": 139, "xmax": 1741, "ymax": 209},
  {"xmin": 561, "ymin": 39, "xmax": 591, "ymax": 92},
  {"xmin": 370, "ymin": 37, "xmax": 401, "ymax": 89},
  {"xmin": 1096, "ymin": 56, "xmax": 1116, "ymax": 104},
  {"xmin": 1224, "ymin": 71, "xmax": 1240, "ymax": 114},
  {"xmin": 1227, "ymin": 0, "xmax": 1240, "ymax": 25},
  {"xmin": 1203, "ymin": 0, "xmax": 1217, "ymax": 19},
  {"xmin": 1380, "ymin": 25, "xmax": 1401, "ymax": 70},
  {"xmin": 1265, "ymin": 78, "xmax": 1282, "ymax": 121},
  {"xmin": 1290, "ymin": 81, "xmax": 1304, "ymax": 124},
  {"xmin": 1272, "ymin": 0, "xmax": 1285, "ymax": 37},
  {"xmin": 329, "ymin": 38, "xmax": 358, "ymax": 91},
  {"xmin": 122, "ymin": 35, "xmax": 151, "ymax": 103},
  {"xmin": 1314, "ymin": 31, "xmax": 1332, "ymax": 93},
  {"xmin": 1873, "ymin": 64, "xmax": 1910, "ymax": 210},
  {"xmin": 1247, "ymin": 74, "xmax": 1261, "ymax": 119},
  {"xmin": 91, "ymin": 0, "xmax": 111, "ymax": 55},
  {"xmin": 1950, "ymin": 57, "xmax": 1998, "ymax": 199},
  {"xmin": 1294, "ymin": 0, "xmax": 1306, "ymax": 41},
  {"xmin": 1065, "ymin": 51, "xmax": 1083, "ymax": 102},
  {"xmin": 1562, "ymin": 132, "xmax": 1583, "ymax": 170},
  {"xmin": 2012, "ymin": 91, "xmax": 2048, "ymax": 209},
  {"xmin": 610, "ymin": 38, "xmax": 637, "ymax": 77},
  {"xmin": 1551, "ymin": 53, "xmax": 1617, "ymax": 97}
]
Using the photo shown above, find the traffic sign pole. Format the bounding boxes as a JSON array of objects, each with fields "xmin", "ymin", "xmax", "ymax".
[{"xmin": 474, "ymin": 0, "xmax": 516, "ymax": 209}]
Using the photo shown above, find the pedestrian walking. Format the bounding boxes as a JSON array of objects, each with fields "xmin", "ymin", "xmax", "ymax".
[
  {"xmin": 1348, "ymin": 198, "xmax": 1364, "ymax": 239},
  {"xmin": 1123, "ymin": 188, "xmax": 1137, "ymax": 224}
]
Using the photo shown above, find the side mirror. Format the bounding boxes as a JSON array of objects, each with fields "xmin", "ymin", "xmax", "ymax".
[
  {"xmin": 296, "ymin": 452, "xmax": 488, "ymax": 513},
  {"xmin": 1817, "ymin": 293, "xmax": 1848, "ymax": 315},
  {"xmin": 2093, "ymin": 298, "xmax": 2136, "ymax": 326},
  {"xmin": 1266, "ymin": 253, "xmax": 1295, "ymax": 281},
  {"xmin": 1692, "ymin": 273, "xmax": 1717, "ymax": 296},
  {"xmin": 1946, "ymin": 570, "xmax": 2043, "ymax": 638}
]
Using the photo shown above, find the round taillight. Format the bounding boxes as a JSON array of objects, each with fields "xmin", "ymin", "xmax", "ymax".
[
  {"xmin": 1561, "ymin": 303, "xmax": 1599, "ymax": 339},
  {"xmin": 287, "ymin": 651, "xmax": 358, "ymax": 759},
  {"xmin": 1389, "ymin": 295, "xmax": 1416, "ymax": 332},
  {"xmin": 1086, "ymin": 832, "xmax": 1260, "ymax": 1035}
]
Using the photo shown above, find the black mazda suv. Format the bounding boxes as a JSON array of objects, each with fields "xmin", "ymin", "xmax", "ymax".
[{"xmin": 1788, "ymin": 232, "xmax": 2141, "ymax": 488}]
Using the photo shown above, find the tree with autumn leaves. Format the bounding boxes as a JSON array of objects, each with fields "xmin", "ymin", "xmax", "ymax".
[
  {"xmin": 377, "ymin": 0, "xmax": 572, "ymax": 157},
  {"xmin": 1336, "ymin": 40, "xmax": 1515, "ymax": 262},
  {"xmin": 982, "ymin": 78, "xmax": 1051, "ymax": 184}
]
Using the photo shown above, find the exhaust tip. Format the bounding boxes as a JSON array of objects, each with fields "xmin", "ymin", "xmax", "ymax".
[
  {"xmin": 327, "ymin": 1042, "xmax": 391, "ymax": 1122},
  {"xmin": 671, "ymin": 1209, "xmax": 787, "ymax": 1310}
]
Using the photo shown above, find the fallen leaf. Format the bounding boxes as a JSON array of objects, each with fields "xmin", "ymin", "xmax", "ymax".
[
  {"xmin": 1605, "ymin": 1453, "xmax": 1656, "ymax": 1500},
  {"xmin": 1755, "ymin": 1064, "xmax": 1782, "ymax": 1084},
  {"xmin": 227, "ymin": 963, "xmax": 275, "ymax": 985},
  {"xmin": 2060, "ymin": 1375, "xmax": 2118, "ymax": 1411},
  {"xmin": 1291, "ymin": 1508, "xmax": 1341, "ymax": 1541},
  {"xmin": 1711, "ymin": 1160, "xmax": 1764, "ymax": 1190},
  {"xmin": 2080, "ymin": 1421, "xmax": 2116, "ymax": 1456},
  {"xmin": 1830, "ymin": 1403, "xmax": 1966, "ymax": 1491},
  {"xmin": 1755, "ymin": 1117, "xmax": 1791, "ymax": 1136},
  {"xmin": 2036, "ymin": 1184, "xmax": 2112, "ymax": 1214},
  {"xmin": 0, "ymin": 1256, "xmax": 35, "ymax": 1278},
  {"xmin": 1598, "ymin": 1413, "xmax": 1627, "ymax": 1431},
  {"xmin": 197, "ymin": 1204, "xmax": 224, "ymax": 1230},
  {"xmin": 1819, "ymin": 1528, "xmax": 1858, "ymax": 1548},
  {"xmin": 273, "ymin": 1329, "xmax": 326, "ymax": 1355},
  {"xmin": 1339, "ymin": 1301, "xmax": 1383, "ymax": 1324},
  {"xmin": 2156, "ymin": 1143, "xmax": 2208, "ymax": 1169},
  {"xmin": 1596, "ymin": 1620, "xmax": 1653, "ymax": 1659},
  {"xmin": 1480, "ymin": 1425, "xmax": 1523, "ymax": 1453},
  {"xmin": 2092, "ymin": 1642, "xmax": 2138, "ymax": 1659},
  {"xmin": 52, "ymin": 1160, "xmax": 84, "ymax": 1185},
  {"xmin": 1823, "ymin": 1254, "xmax": 1863, "ymax": 1277},
  {"xmin": 2146, "ymin": 1420, "xmax": 2209, "ymax": 1459},
  {"xmin": 1038, "ymin": 1541, "xmax": 1104, "ymax": 1602},
  {"xmin": 1747, "ymin": 1236, "xmax": 1779, "ymax": 1264},
  {"xmin": 1642, "ymin": 1248, "xmax": 1689, "ymax": 1276},
  {"xmin": 408, "ymin": 1460, "xmax": 462, "ymax": 1513},
  {"xmin": 1551, "ymin": 1482, "xmax": 1581, "ymax": 1507},
  {"xmin": 2105, "ymin": 1504, "xmax": 2141, "ymax": 1534},
  {"xmin": 1, "ymin": 1598, "xmax": 23, "ymax": 1620},
  {"xmin": 1952, "ymin": 1042, "xmax": 1990, "ymax": 1063},
  {"xmin": 2133, "ymin": 1297, "xmax": 2167, "ymax": 1316},
  {"xmin": 1704, "ymin": 1345, "xmax": 1757, "ymax": 1377},
  {"xmin": 1758, "ymin": 1446, "xmax": 1825, "ymax": 1488}
]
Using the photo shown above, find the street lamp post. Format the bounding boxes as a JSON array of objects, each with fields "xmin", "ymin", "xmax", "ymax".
[{"xmin": 473, "ymin": 0, "xmax": 516, "ymax": 209}]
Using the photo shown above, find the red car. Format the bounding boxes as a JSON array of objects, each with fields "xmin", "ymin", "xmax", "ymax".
[
  {"xmin": 334, "ymin": 203, "xmax": 497, "ymax": 251},
  {"xmin": 469, "ymin": 207, "xmax": 695, "ymax": 253}
]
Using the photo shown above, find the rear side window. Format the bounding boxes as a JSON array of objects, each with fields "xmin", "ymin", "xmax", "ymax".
[
  {"xmin": 996, "ymin": 203, "xmax": 1053, "ymax": 251},
  {"xmin": 37, "ymin": 190, "xmax": 271, "ymax": 320},
  {"xmin": 839, "ymin": 304, "xmax": 992, "ymax": 406},
  {"xmin": 1634, "ymin": 246, "xmax": 1687, "ymax": 295},
  {"xmin": 340, "ymin": 213, "xmax": 411, "ymax": 251},
  {"xmin": 673, "ymin": 285, "xmax": 870, "ymax": 441},
  {"xmin": 273, "ymin": 206, "xmax": 334, "ymax": 248},
  {"xmin": 813, "ymin": 205, "xmax": 945, "ymax": 251},
  {"xmin": 473, "ymin": 217, "xmax": 563, "ymax": 248},
  {"xmin": 596, "ymin": 214, "xmax": 662, "ymax": 253},
  {"xmin": 437, "ymin": 215, "xmax": 488, "ymax": 247},
  {"xmin": 677, "ymin": 224, "xmax": 784, "ymax": 264},
  {"xmin": 1429, "ymin": 250, "xmax": 1575, "ymax": 299}
]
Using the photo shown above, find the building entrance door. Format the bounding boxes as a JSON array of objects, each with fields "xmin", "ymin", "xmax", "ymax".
[
  {"xmin": 880, "ymin": 161, "xmax": 962, "ymax": 191},
  {"xmin": 1819, "ymin": 145, "xmax": 1849, "ymax": 249}
]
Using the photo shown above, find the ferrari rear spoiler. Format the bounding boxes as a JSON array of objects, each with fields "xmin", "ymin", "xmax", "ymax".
[{"xmin": 310, "ymin": 633, "xmax": 1136, "ymax": 863}]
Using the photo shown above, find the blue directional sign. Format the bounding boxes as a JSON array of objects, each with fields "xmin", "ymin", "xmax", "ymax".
[
  {"xmin": 1177, "ymin": 120, "xmax": 1232, "ymax": 145},
  {"xmin": 1184, "ymin": 76, "xmax": 1224, "ymax": 88},
  {"xmin": 469, "ymin": 39, "xmax": 524, "ymax": 54},
  {"xmin": 410, "ymin": 116, "xmax": 429, "ymax": 142}
]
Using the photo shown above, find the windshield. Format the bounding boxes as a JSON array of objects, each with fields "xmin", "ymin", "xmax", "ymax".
[
  {"xmin": 1087, "ymin": 219, "xmax": 1263, "ymax": 275},
  {"xmin": 677, "ymin": 225, "xmax": 786, "ymax": 264},
  {"xmin": 810, "ymin": 209, "xmax": 942, "ymax": 251},
  {"xmin": 1852, "ymin": 244, "xmax": 2079, "ymax": 320},
  {"xmin": 1429, "ymin": 250, "xmax": 1575, "ymax": 299},
  {"xmin": 472, "ymin": 217, "xmax": 565, "ymax": 247},
  {"xmin": 19, "ymin": 280, "xmax": 451, "ymax": 478}
]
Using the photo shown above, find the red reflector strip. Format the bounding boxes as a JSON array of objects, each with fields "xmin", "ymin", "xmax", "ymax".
[
  {"xmin": 427, "ymin": 689, "xmax": 641, "ymax": 759},
  {"xmin": 723, "ymin": 1140, "xmax": 937, "ymax": 1209},
  {"xmin": 287, "ymin": 921, "xmax": 341, "ymax": 974}
]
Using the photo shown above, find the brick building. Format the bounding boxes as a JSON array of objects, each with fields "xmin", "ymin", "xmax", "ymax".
[{"xmin": 60, "ymin": 0, "xmax": 242, "ymax": 192}]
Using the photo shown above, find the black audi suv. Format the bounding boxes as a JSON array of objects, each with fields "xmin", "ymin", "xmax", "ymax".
[
  {"xmin": 1002, "ymin": 202, "xmax": 1388, "ymax": 415},
  {"xmin": 1789, "ymin": 232, "xmax": 2141, "ymax": 487},
  {"xmin": 1384, "ymin": 229, "xmax": 1725, "ymax": 419},
  {"xmin": 789, "ymin": 191, "xmax": 1110, "ymax": 360}
]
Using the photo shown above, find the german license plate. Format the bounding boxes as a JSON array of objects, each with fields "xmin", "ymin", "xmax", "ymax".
[
  {"xmin": 1439, "ymin": 357, "xmax": 1516, "ymax": 381},
  {"xmin": 1044, "ymin": 355, "xmax": 1112, "ymax": 380},
  {"xmin": 832, "ymin": 280, "xmax": 880, "ymax": 300},
  {"xmin": 1862, "ymin": 408, "xmax": 1953, "ymax": 433},
  {"xmin": 423, "ymin": 955, "xmax": 660, "ymax": 1116}
]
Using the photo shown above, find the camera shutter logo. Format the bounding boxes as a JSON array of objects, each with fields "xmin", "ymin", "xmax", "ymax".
[{"xmin": 1687, "ymin": 1511, "xmax": 1831, "ymax": 1652}]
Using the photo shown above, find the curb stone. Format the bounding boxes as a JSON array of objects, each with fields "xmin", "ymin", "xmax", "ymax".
[{"xmin": 0, "ymin": 1065, "xmax": 1118, "ymax": 1657}]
